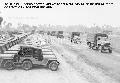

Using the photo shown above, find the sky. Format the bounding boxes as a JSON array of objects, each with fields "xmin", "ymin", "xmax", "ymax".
[{"xmin": 0, "ymin": 0, "xmax": 120, "ymax": 27}]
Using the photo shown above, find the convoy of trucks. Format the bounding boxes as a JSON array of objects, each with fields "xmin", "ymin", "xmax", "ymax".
[{"xmin": 86, "ymin": 33, "xmax": 112, "ymax": 53}]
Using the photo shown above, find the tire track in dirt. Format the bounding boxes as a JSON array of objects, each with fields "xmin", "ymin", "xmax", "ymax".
[
  {"xmin": 63, "ymin": 43, "xmax": 120, "ymax": 83},
  {"xmin": 51, "ymin": 45, "xmax": 102, "ymax": 83},
  {"xmin": 50, "ymin": 37, "xmax": 119, "ymax": 83}
]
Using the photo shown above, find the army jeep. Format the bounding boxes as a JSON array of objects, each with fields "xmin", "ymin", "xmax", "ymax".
[{"xmin": 0, "ymin": 45, "xmax": 60, "ymax": 71}]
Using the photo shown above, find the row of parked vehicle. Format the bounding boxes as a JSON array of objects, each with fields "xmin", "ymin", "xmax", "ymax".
[
  {"xmin": 0, "ymin": 32, "xmax": 60, "ymax": 71},
  {"xmin": 0, "ymin": 33, "xmax": 31, "ymax": 54}
]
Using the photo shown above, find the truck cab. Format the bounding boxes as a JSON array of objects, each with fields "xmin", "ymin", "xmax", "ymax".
[
  {"xmin": 87, "ymin": 33, "xmax": 112, "ymax": 53},
  {"xmin": 57, "ymin": 31, "xmax": 64, "ymax": 38}
]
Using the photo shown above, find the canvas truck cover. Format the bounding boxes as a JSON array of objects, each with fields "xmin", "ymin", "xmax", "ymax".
[
  {"xmin": 71, "ymin": 32, "xmax": 80, "ymax": 38},
  {"xmin": 95, "ymin": 33, "xmax": 108, "ymax": 38},
  {"xmin": 87, "ymin": 33, "xmax": 108, "ymax": 42}
]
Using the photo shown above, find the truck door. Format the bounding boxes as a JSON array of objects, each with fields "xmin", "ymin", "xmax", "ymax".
[{"xmin": 33, "ymin": 49, "xmax": 43, "ymax": 61}]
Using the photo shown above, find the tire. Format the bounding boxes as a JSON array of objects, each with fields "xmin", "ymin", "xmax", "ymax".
[
  {"xmin": 87, "ymin": 42, "xmax": 89, "ymax": 45},
  {"xmin": 98, "ymin": 45, "xmax": 102, "ymax": 52},
  {"xmin": 101, "ymin": 49, "xmax": 104, "ymax": 53},
  {"xmin": 88, "ymin": 43, "xmax": 91, "ymax": 48},
  {"xmin": 95, "ymin": 47, "xmax": 98, "ymax": 50},
  {"xmin": 109, "ymin": 49, "xmax": 112, "ymax": 53},
  {"xmin": 48, "ymin": 61, "xmax": 59, "ymax": 71},
  {"xmin": 101, "ymin": 47, "xmax": 104, "ymax": 53},
  {"xmin": 4, "ymin": 60, "xmax": 15, "ymax": 70},
  {"xmin": 91, "ymin": 44, "xmax": 97, "ymax": 50},
  {"xmin": 22, "ymin": 60, "xmax": 32, "ymax": 70},
  {"xmin": 71, "ymin": 39, "xmax": 73, "ymax": 43},
  {"xmin": 1, "ymin": 60, "xmax": 6, "ymax": 68},
  {"xmin": 92, "ymin": 46, "xmax": 96, "ymax": 50}
]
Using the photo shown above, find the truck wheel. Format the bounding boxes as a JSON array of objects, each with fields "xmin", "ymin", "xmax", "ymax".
[
  {"xmin": 87, "ymin": 42, "xmax": 89, "ymax": 45},
  {"xmin": 101, "ymin": 49, "xmax": 103, "ymax": 53},
  {"xmin": 92, "ymin": 45, "xmax": 98, "ymax": 50},
  {"xmin": 4, "ymin": 60, "xmax": 15, "ymax": 70},
  {"xmin": 88, "ymin": 43, "xmax": 91, "ymax": 48},
  {"xmin": 101, "ymin": 48, "xmax": 105, "ymax": 53},
  {"xmin": 92, "ymin": 46, "xmax": 96, "ymax": 50},
  {"xmin": 109, "ymin": 49, "xmax": 112, "ymax": 53},
  {"xmin": 48, "ymin": 61, "xmax": 58, "ymax": 71},
  {"xmin": 22, "ymin": 60, "xmax": 32, "ymax": 70}
]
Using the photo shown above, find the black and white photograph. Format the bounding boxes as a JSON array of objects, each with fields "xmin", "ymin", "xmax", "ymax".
[{"xmin": 0, "ymin": 0, "xmax": 120, "ymax": 83}]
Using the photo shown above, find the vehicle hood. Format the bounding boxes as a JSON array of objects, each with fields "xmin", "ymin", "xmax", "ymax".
[{"xmin": 43, "ymin": 54, "xmax": 57, "ymax": 59}]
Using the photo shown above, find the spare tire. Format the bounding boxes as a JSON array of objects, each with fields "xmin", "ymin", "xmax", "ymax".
[
  {"xmin": 109, "ymin": 49, "xmax": 112, "ymax": 53},
  {"xmin": 48, "ymin": 61, "xmax": 59, "ymax": 71},
  {"xmin": 22, "ymin": 60, "xmax": 32, "ymax": 70}
]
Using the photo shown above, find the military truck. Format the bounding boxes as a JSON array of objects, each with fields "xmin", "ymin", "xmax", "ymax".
[
  {"xmin": 0, "ymin": 45, "xmax": 60, "ymax": 71},
  {"xmin": 71, "ymin": 32, "xmax": 81, "ymax": 44},
  {"xmin": 50, "ymin": 31, "xmax": 56, "ymax": 36},
  {"xmin": 57, "ymin": 31, "xmax": 64, "ymax": 38},
  {"xmin": 87, "ymin": 33, "xmax": 112, "ymax": 53}
]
